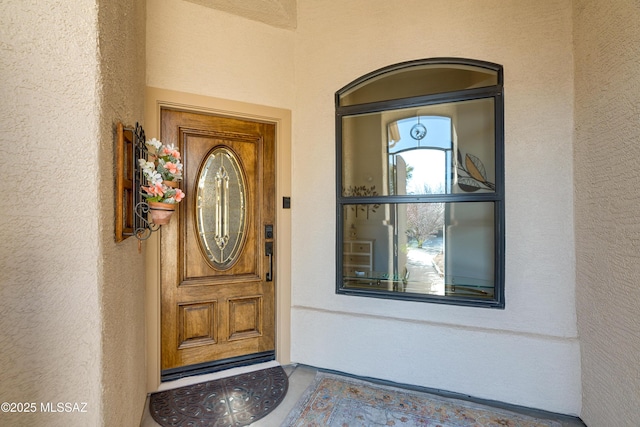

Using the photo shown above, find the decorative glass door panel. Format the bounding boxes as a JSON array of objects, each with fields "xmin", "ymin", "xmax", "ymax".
[{"xmin": 196, "ymin": 147, "xmax": 247, "ymax": 270}]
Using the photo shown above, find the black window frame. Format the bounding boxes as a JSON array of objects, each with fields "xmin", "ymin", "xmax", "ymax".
[{"xmin": 335, "ymin": 58, "xmax": 505, "ymax": 308}]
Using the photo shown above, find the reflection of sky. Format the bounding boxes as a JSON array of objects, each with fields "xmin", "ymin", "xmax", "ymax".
[
  {"xmin": 389, "ymin": 116, "xmax": 451, "ymax": 193},
  {"xmin": 403, "ymin": 150, "xmax": 446, "ymax": 193}
]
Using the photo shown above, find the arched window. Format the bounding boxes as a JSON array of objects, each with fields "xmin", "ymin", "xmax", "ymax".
[{"xmin": 336, "ymin": 58, "xmax": 504, "ymax": 308}]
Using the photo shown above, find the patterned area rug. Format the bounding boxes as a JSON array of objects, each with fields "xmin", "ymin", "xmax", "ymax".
[
  {"xmin": 149, "ymin": 365, "xmax": 288, "ymax": 426},
  {"xmin": 282, "ymin": 372, "xmax": 563, "ymax": 427}
]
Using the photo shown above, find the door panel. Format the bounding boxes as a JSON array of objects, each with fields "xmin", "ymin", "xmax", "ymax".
[
  {"xmin": 183, "ymin": 132, "xmax": 259, "ymax": 281},
  {"xmin": 160, "ymin": 108, "xmax": 275, "ymax": 373}
]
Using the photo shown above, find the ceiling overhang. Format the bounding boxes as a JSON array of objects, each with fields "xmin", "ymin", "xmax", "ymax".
[{"xmin": 184, "ymin": 0, "xmax": 297, "ymax": 29}]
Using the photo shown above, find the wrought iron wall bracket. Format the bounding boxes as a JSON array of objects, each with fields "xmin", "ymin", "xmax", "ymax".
[{"xmin": 115, "ymin": 122, "xmax": 161, "ymax": 242}]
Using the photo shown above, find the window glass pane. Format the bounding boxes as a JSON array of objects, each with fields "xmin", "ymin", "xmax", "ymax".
[
  {"xmin": 336, "ymin": 58, "xmax": 504, "ymax": 307},
  {"xmin": 341, "ymin": 202, "xmax": 495, "ymax": 299},
  {"xmin": 342, "ymin": 98, "xmax": 495, "ymax": 197},
  {"xmin": 339, "ymin": 63, "xmax": 498, "ymax": 107}
]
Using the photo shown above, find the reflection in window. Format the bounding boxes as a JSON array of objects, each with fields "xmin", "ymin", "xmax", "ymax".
[
  {"xmin": 336, "ymin": 58, "xmax": 504, "ymax": 308},
  {"xmin": 341, "ymin": 201, "xmax": 495, "ymax": 299},
  {"xmin": 388, "ymin": 115, "xmax": 452, "ymax": 196}
]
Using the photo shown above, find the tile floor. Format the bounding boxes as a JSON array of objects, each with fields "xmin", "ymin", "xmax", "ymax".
[{"xmin": 139, "ymin": 362, "xmax": 585, "ymax": 426}]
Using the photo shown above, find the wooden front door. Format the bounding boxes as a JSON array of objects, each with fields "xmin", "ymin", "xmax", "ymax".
[{"xmin": 160, "ymin": 108, "xmax": 276, "ymax": 378}]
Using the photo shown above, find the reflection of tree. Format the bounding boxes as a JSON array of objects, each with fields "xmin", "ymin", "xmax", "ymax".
[
  {"xmin": 406, "ymin": 164, "xmax": 414, "ymax": 181},
  {"xmin": 405, "ymin": 185, "xmax": 444, "ymax": 248}
]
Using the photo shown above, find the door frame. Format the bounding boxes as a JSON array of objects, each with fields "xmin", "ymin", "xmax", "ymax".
[{"xmin": 144, "ymin": 87, "xmax": 292, "ymax": 392}]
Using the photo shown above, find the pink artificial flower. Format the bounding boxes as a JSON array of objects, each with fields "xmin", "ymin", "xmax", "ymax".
[
  {"xmin": 165, "ymin": 162, "xmax": 179, "ymax": 174},
  {"xmin": 143, "ymin": 182, "xmax": 164, "ymax": 197},
  {"xmin": 174, "ymin": 188, "xmax": 185, "ymax": 202},
  {"xmin": 162, "ymin": 146, "xmax": 181, "ymax": 159}
]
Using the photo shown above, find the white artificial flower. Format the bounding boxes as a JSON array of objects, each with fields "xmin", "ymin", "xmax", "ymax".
[
  {"xmin": 146, "ymin": 138, "xmax": 162, "ymax": 150},
  {"xmin": 148, "ymin": 171, "xmax": 162, "ymax": 184},
  {"xmin": 138, "ymin": 159, "xmax": 155, "ymax": 171},
  {"xmin": 140, "ymin": 162, "xmax": 162, "ymax": 183}
]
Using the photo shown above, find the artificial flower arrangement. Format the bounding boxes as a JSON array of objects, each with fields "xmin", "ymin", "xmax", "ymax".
[{"xmin": 138, "ymin": 138, "xmax": 185, "ymax": 224}]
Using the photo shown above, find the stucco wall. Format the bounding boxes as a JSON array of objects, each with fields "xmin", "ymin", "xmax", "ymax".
[
  {"xmin": 146, "ymin": 0, "xmax": 581, "ymax": 416},
  {"xmin": 146, "ymin": 0, "xmax": 295, "ymax": 109},
  {"xmin": 0, "ymin": 1, "xmax": 103, "ymax": 425},
  {"xmin": 98, "ymin": 0, "xmax": 147, "ymax": 426},
  {"xmin": 0, "ymin": 0, "xmax": 147, "ymax": 425},
  {"xmin": 292, "ymin": 0, "xmax": 580, "ymax": 415},
  {"xmin": 574, "ymin": 1, "xmax": 640, "ymax": 425}
]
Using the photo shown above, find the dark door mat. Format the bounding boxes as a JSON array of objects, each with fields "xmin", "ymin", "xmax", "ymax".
[{"xmin": 149, "ymin": 365, "xmax": 288, "ymax": 426}]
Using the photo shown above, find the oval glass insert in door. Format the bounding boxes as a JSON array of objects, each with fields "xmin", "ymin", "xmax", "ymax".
[{"xmin": 196, "ymin": 147, "xmax": 247, "ymax": 269}]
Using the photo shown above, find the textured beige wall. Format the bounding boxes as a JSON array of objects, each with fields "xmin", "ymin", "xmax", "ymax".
[
  {"xmin": 147, "ymin": 0, "xmax": 295, "ymax": 109},
  {"xmin": 97, "ymin": 0, "xmax": 147, "ymax": 426},
  {"xmin": 0, "ymin": 1, "xmax": 103, "ymax": 425},
  {"xmin": 0, "ymin": 0, "xmax": 147, "ymax": 425},
  {"xmin": 574, "ymin": 1, "xmax": 640, "ymax": 425},
  {"xmin": 291, "ymin": 0, "xmax": 580, "ymax": 414}
]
